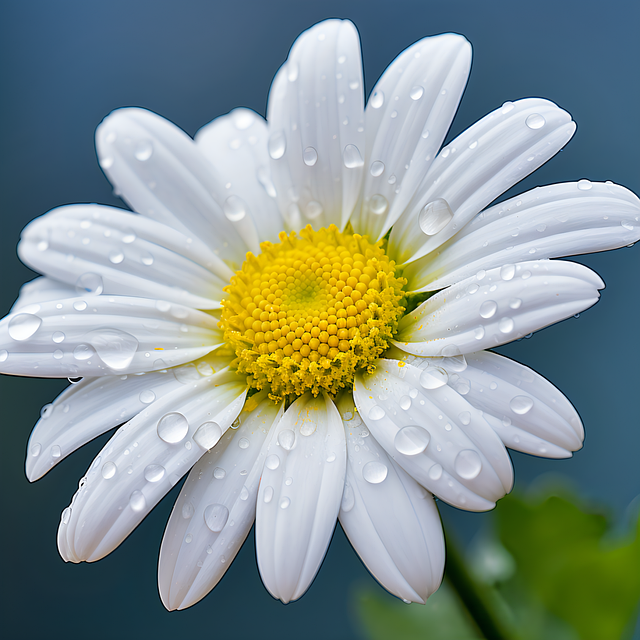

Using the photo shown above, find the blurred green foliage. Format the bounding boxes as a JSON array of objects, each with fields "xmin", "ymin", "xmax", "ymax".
[{"xmin": 355, "ymin": 486, "xmax": 639, "ymax": 640}]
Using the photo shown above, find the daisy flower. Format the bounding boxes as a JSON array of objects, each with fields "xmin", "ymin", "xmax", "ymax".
[{"xmin": 1, "ymin": 19, "xmax": 638, "ymax": 610}]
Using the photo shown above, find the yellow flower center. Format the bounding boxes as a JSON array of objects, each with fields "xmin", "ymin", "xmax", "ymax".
[{"xmin": 220, "ymin": 225, "xmax": 406, "ymax": 402}]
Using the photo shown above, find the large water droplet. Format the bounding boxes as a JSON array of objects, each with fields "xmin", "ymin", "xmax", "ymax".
[
  {"xmin": 370, "ymin": 160, "xmax": 385, "ymax": 177},
  {"xmin": 368, "ymin": 405, "xmax": 385, "ymax": 420},
  {"xmin": 498, "ymin": 317, "xmax": 515, "ymax": 334},
  {"xmin": 109, "ymin": 250, "xmax": 124, "ymax": 264},
  {"xmin": 394, "ymin": 426, "xmax": 430, "ymax": 455},
  {"xmin": 129, "ymin": 490, "xmax": 146, "ymax": 512},
  {"xmin": 500, "ymin": 264, "xmax": 516, "ymax": 281},
  {"xmin": 101, "ymin": 461, "xmax": 117, "ymax": 479},
  {"xmin": 362, "ymin": 460, "xmax": 388, "ymax": 484},
  {"xmin": 510, "ymin": 395, "xmax": 534, "ymax": 415},
  {"xmin": 454, "ymin": 449, "xmax": 482, "ymax": 479},
  {"xmin": 399, "ymin": 395, "xmax": 412, "ymax": 410},
  {"xmin": 88, "ymin": 329, "xmax": 139, "ymax": 370},
  {"xmin": 75, "ymin": 273, "xmax": 104, "ymax": 296},
  {"xmin": 280, "ymin": 497, "xmax": 290, "ymax": 509},
  {"xmin": 341, "ymin": 484, "xmax": 355, "ymax": 512},
  {"xmin": 265, "ymin": 454, "xmax": 280, "ymax": 470},
  {"xmin": 194, "ymin": 421, "xmax": 223, "ymax": 450},
  {"xmin": 303, "ymin": 146, "xmax": 318, "ymax": 166},
  {"xmin": 459, "ymin": 411, "xmax": 471, "ymax": 426},
  {"xmin": 419, "ymin": 367, "xmax": 448, "ymax": 389},
  {"xmin": 223, "ymin": 196, "xmax": 247, "ymax": 222},
  {"xmin": 343, "ymin": 144, "xmax": 364, "ymax": 169},
  {"xmin": 480, "ymin": 300, "xmax": 498, "ymax": 319},
  {"xmin": 157, "ymin": 412, "xmax": 189, "ymax": 443},
  {"xmin": 134, "ymin": 139, "xmax": 153, "ymax": 161},
  {"xmin": 577, "ymin": 179, "xmax": 592, "ymax": 191},
  {"xmin": 73, "ymin": 344, "xmax": 96, "ymax": 361},
  {"xmin": 51, "ymin": 445, "xmax": 61, "ymax": 458},
  {"xmin": 410, "ymin": 85, "xmax": 424, "ymax": 100},
  {"xmin": 8, "ymin": 313, "xmax": 42, "ymax": 341},
  {"xmin": 52, "ymin": 331, "xmax": 65, "ymax": 344},
  {"xmin": 525, "ymin": 113, "xmax": 546, "ymax": 130},
  {"xmin": 300, "ymin": 417, "xmax": 317, "ymax": 437},
  {"xmin": 369, "ymin": 194, "xmax": 388, "ymax": 215},
  {"xmin": 139, "ymin": 389, "xmax": 155, "ymax": 404},
  {"xmin": 204, "ymin": 504, "xmax": 229, "ymax": 532},
  {"xmin": 268, "ymin": 131, "xmax": 286, "ymax": 159},
  {"xmin": 213, "ymin": 466, "xmax": 226, "ymax": 479},
  {"xmin": 419, "ymin": 198, "xmax": 453, "ymax": 236},
  {"xmin": 428, "ymin": 463, "xmax": 443, "ymax": 480},
  {"xmin": 370, "ymin": 91, "xmax": 384, "ymax": 109},
  {"xmin": 144, "ymin": 463, "xmax": 165, "ymax": 482},
  {"xmin": 278, "ymin": 429, "xmax": 296, "ymax": 451},
  {"xmin": 263, "ymin": 486, "xmax": 274, "ymax": 503}
]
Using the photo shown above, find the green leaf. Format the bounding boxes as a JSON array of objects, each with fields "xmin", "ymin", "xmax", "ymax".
[{"xmin": 496, "ymin": 491, "xmax": 640, "ymax": 640}]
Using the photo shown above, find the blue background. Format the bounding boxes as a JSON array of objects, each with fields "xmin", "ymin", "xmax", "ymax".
[{"xmin": 0, "ymin": 1, "xmax": 638, "ymax": 638}]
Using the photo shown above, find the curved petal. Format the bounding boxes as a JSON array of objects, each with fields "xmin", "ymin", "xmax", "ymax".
[
  {"xmin": 95, "ymin": 107, "xmax": 252, "ymax": 268},
  {"xmin": 336, "ymin": 394, "xmax": 444, "ymax": 603},
  {"xmin": 354, "ymin": 359, "xmax": 513, "ymax": 511},
  {"xmin": 158, "ymin": 393, "xmax": 282, "ymax": 611},
  {"xmin": 11, "ymin": 277, "xmax": 77, "ymax": 312},
  {"xmin": 395, "ymin": 260, "xmax": 603, "ymax": 356},
  {"xmin": 353, "ymin": 33, "xmax": 471, "ymax": 239},
  {"xmin": 256, "ymin": 392, "xmax": 346, "ymax": 603},
  {"xmin": 404, "ymin": 181, "xmax": 640, "ymax": 292},
  {"xmin": 19, "ymin": 205, "xmax": 229, "ymax": 308},
  {"xmin": 389, "ymin": 99, "xmax": 576, "ymax": 265},
  {"xmin": 266, "ymin": 19, "xmax": 365, "ymax": 230},
  {"xmin": 25, "ymin": 352, "xmax": 234, "ymax": 481},
  {"xmin": 0, "ymin": 295, "xmax": 222, "ymax": 377},
  {"xmin": 58, "ymin": 370, "xmax": 247, "ymax": 563},
  {"xmin": 195, "ymin": 108, "xmax": 285, "ymax": 245}
]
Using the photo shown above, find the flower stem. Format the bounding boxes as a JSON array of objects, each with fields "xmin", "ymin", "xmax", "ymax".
[{"xmin": 444, "ymin": 531, "xmax": 514, "ymax": 640}]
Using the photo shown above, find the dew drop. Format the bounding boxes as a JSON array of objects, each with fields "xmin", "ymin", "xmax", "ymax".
[
  {"xmin": 459, "ymin": 411, "xmax": 471, "ymax": 426},
  {"xmin": 109, "ymin": 250, "xmax": 124, "ymax": 264},
  {"xmin": 181, "ymin": 502, "xmax": 194, "ymax": 519},
  {"xmin": 280, "ymin": 497, "xmax": 290, "ymax": 509},
  {"xmin": 419, "ymin": 367, "xmax": 448, "ymax": 389},
  {"xmin": 223, "ymin": 196, "xmax": 247, "ymax": 222},
  {"xmin": 287, "ymin": 61, "xmax": 299, "ymax": 82},
  {"xmin": 498, "ymin": 317, "xmax": 515, "ymax": 334},
  {"xmin": 468, "ymin": 140, "xmax": 478, "ymax": 150},
  {"xmin": 369, "ymin": 194, "xmax": 388, "ymax": 215},
  {"xmin": 238, "ymin": 437, "xmax": 250, "ymax": 449},
  {"xmin": 399, "ymin": 395, "xmax": 412, "ymax": 410},
  {"xmin": 194, "ymin": 421, "xmax": 223, "ymax": 450},
  {"xmin": 418, "ymin": 198, "xmax": 453, "ymax": 236},
  {"xmin": 304, "ymin": 200, "xmax": 323, "ymax": 220},
  {"xmin": 370, "ymin": 160, "xmax": 385, "ymax": 177},
  {"xmin": 101, "ymin": 461, "xmax": 117, "ymax": 479},
  {"xmin": 394, "ymin": 426, "xmax": 430, "ymax": 455},
  {"xmin": 368, "ymin": 405, "xmax": 385, "ymax": 421},
  {"xmin": 362, "ymin": 460, "xmax": 388, "ymax": 484},
  {"xmin": 61, "ymin": 507, "xmax": 71, "ymax": 525},
  {"xmin": 303, "ymin": 146, "xmax": 318, "ymax": 166},
  {"xmin": 88, "ymin": 329, "xmax": 139, "ymax": 370},
  {"xmin": 129, "ymin": 490, "xmax": 146, "ymax": 512},
  {"xmin": 157, "ymin": 412, "xmax": 189, "ymax": 443},
  {"xmin": 268, "ymin": 131, "xmax": 286, "ymax": 159},
  {"xmin": 341, "ymin": 485, "xmax": 355, "ymax": 512},
  {"xmin": 278, "ymin": 429, "xmax": 296, "ymax": 451},
  {"xmin": 509, "ymin": 298, "xmax": 522, "ymax": 310},
  {"xmin": 73, "ymin": 344, "xmax": 96, "ymax": 361},
  {"xmin": 233, "ymin": 110, "xmax": 254, "ymax": 130},
  {"xmin": 265, "ymin": 454, "xmax": 280, "ymax": 470},
  {"xmin": 510, "ymin": 395, "xmax": 534, "ymax": 415},
  {"xmin": 144, "ymin": 463, "xmax": 165, "ymax": 482},
  {"xmin": 134, "ymin": 140, "xmax": 153, "ymax": 161},
  {"xmin": 480, "ymin": 300, "xmax": 498, "ymax": 319},
  {"xmin": 0, "ymin": 350, "xmax": 8, "ymax": 362},
  {"xmin": 428, "ymin": 463, "xmax": 443, "ymax": 480},
  {"xmin": 8, "ymin": 313, "xmax": 42, "ymax": 341},
  {"xmin": 51, "ymin": 445, "xmax": 61, "ymax": 458},
  {"xmin": 263, "ymin": 486, "xmax": 274, "ymax": 503},
  {"xmin": 239, "ymin": 486, "xmax": 249, "ymax": 501},
  {"xmin": 577, "ymin": 179, "xmax": 593, "ymax": 191},
  {"xmin": 455, "ymin": 449, "xmax": 482, "ymax": 479},
  {"xmin": 370, "ymin": 91, "xmax": 384, "ymax": 109},
  {"xmin": 500, "ymin": 264, "xmax": 516, "ymax": 281},
  {"xmin": 31, "ymin": 442, "xmax": 42, "ymax": 457},
  {"xmin": 410, "ymin": 85, "xmax": 424, "ymax": 100},
  {"xmin": 501, "ymin": 101, "xmax": 515, "ymax": 114},
  {"xmin": 343, "ymin": 144, "xmax": 364, "ymax": 169},
  {"xmin": 525, "ymin": 113, "xmax": 546, "ymax": 130},
  {"xmin": 213, "ymin": 466, "xmax": 226, "ymax": 479},
  {"xmin": 75, "ymin": 273, "xmax": 104, "ymax": 296},
  {"xmin": 139, "ymin": 389, "xmax": 155, "ymax": 404}
]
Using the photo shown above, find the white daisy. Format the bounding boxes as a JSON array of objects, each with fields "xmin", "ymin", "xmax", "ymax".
[{"xmin": 1, "ymin": 19, "xmax": 638, "ymax": 610}]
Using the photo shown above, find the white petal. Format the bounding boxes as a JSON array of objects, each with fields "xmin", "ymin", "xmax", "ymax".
[
  {"xmin": 25, "ymin": 353, "xmax": 233, "ymax": 481},
  {"xmin": 11, "ymin": 277, "xmax": 77, "ymax": 312},
  {"xmin": 354, "ymin": 359, "xmax": 513, "ymax": 511},
  {"xmin": 389, "ymin": 99, "xmax": 576, "ymax": 265},
  {"xmin": 158, "ymin": 393, "xmax": 282, "ymax": 611},
  {"xmin": 353, "ymin": 34, "xmax": 471, "ymax": 239},
  {"xmin": 335, "ymin": 394, "xmax": 444, "ymax": 603},
  {"xmin": 0, "ymin": 295, "xmax": 222, "ymax": 377},
  {"xmin": 256, "ymin": 392, "xmax": 346, "ymax": 603},
  {"xmin": 266, "ymin": 19, "xmax": 365, "ymax": 230},
  {"xmin": 19, "ymin": 204, "xmax": 229, "ymax": 307},
  {"xmin": 95, "ymin": 108, "xmax": 253, "ymax": 268},
  {"xmin": 195, "ymin": 108, "xmax": 285, "ymax": 245},
  {"xmin": 404, "ymin": 181, "xmax": 640, "ymax": 291},
  {"xmin": 396, "ymin": 260, "xmax": 603, "ymax": 356},
  {"xmin": 57, "ymin": 370, "xmax": 247, "ymax": 563}
]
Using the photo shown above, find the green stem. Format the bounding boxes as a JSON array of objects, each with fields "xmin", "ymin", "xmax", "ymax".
[{"xmin": 444, "ymin": 530, "xmax": 514, "ymax": 640}]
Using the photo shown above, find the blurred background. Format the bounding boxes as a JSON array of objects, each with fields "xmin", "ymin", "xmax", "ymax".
[{"xmin": 0, "ymin": 1, "xmax": 638, "ymax": 638}]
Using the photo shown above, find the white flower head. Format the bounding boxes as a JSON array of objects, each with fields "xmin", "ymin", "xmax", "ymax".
[{"xmin": 2, "ymin": 19, "xmax": 639, "ymax": 609}]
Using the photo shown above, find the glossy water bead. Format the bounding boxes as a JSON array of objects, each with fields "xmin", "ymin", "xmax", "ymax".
[{"xmin": 220, "ymin": 225, "xmax": 406, "ymax": 401}]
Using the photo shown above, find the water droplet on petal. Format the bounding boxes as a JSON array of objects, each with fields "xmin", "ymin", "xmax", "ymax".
[
  {"xmin": 510, "ymin": 395, "xmax": 534, "ymax": 415},
  {"xmin": 181, "ymin": 502, "xmax": 194, "ymax": 519},
  {"xmin": 223, "ymin": 196, "xmax": 247, "ymax": 222},
  {"xmin": 280, "ymin": 497, "xmax": 290, "ymax": 509},
  {"xmin": 525, "ymin": 113, "xmax": 546, "ymax": 130},
  {"xmin": 53, "ymin": 349, "xmax": 63, "ymax": 360},
  {"xmin": 498, "ymin": 317, "xmax": 515, "ymax": 334},
  {"xmin": 500, "ymin": 264, "xmax": 516, "ymax": 281},
  {"xmin": 265, "ymin": 454, "xmax": 280, "ymax": 470},
  {"xmin": 101, "ymin": 461, "xmax": 117, "ymax": 479},
  {"xmin": 369, "ymin": 194, "xmax": 388, "ymax": 215},
  {"xmin": 88, "ymin": 329, "xmax": 139, "ymax": 370},
  {"xmin": 577, "ymin": 179, "xmax": 592, "ymax": 191},
  {"xmin": 303, "ymin": 146, "xmax": 318, "ymax": 166},
  {"xmin": 239, "ymin": 486, "xmax": 249, "ymax": 501},
  {"xmin": 31, "ymin": 443, "xmax": 42, "ymax": 457},
  {"xmin": 368, "ymin": 405, "xmax": 385, "ymax": 420},
  {"xmin": 109, "ymin": 250, "xmax": 124, "ymax": 264},
  {"xmin": 370, "ymin": 91, "xmax": 384, "ymax": 109},
  {"xmin": 263, "ymin": 486, "xmax": 274, "ymax": 503},
  {"xmin": 134, "ymin": 139, "xmax": 153, "ymax": 161},
  {"xmin": 73, "ymin": 344, "xmax": 96, "ymax": 361},
  {"xmin": 399, "ymin": 395, "xmax": 412, "ymax": 410},
  {"xmin": 8, "ymin": 314, "xmax": 42, "ymax": 341},
  {"xmin": 75, "ymin": 273, "xmax": 104, "ymax": 296},
  {"xmin": 213, "ymin": 467, "xmax": 226, "ymax": 479},
  {"xmin": 0, "ymin": 350, "xmax": 8, "ymax": 362},
  {"xmin": 468, "ymin": 140, "xmax": 478, "ymax": 149},
  {"xmin": 278, "ymin": 429, "xmax": 296, "ymax": 451},
  {"xmin": 268, "ymin": 131, "xmax": 286, "ymax": 159},
  {"xmin": 343, "ymin": 144, "xmax": 364, "ymax": 168},
  {"xmin": 139, "ymin": 389, "xmax": 155, "ymax": 404},
  {"xmin": 455, "ymin": 449, "xmax": 482, "ymax": 479},
  {"xmin": 509, "ymin": 298, "xmax": 522, "ymax": 310},
  {"xmin": 341, "ymin": 484, "xmax": 355, "ymax": 512},
  {"xmin": 410, "ymin": 85, "xmax": 424, "ymax": 100},
  {"xmin": 157, "ymin": 412, "xmax": 189, "ymax": 443},
  {"xmin": 61, "ymin": 507, "xmax": 71, "ymax": 525},
  {"xmin": 305, "ymin": 200, "xmax": 323, "ymax": 219},
  {"xmin": 428, "ymin": 463, "xmax": 443, "ymax": 480},
  {"xmin": 194, "ymin": 421, "xmax": 223, "ymax": 450},
  {"xmin": 480, "ymin": 300, "xmax": 498, "ymax": 319},
  {"xmin": 238, "ymin": 437, "xmax": 250, "ymax": 449},
  {"xmin": 144, "ymin": 463, "xmax": 165, "ymax": 482},
  {"xmin": 394, "ymin": 426, "xmax": 430, "ymax": 455},
  {"xmin": 370, "ymin": 160, "xmax": 385, "ymax": 177},
  {"xmin": 129, "ymin": 490, "xmax": 146, "ymax": 512},
  {"xmin": 459, "ymin": 411, "xmax": 471, "ymax": 426},
  {"xmin": 419, "ymin": 198, "xmax": 453, "ymax": 236},
  {"xmin": 419, "ymin": 367, "xmax": 448, "ymax": 389},
  {"xmin": 360, "ymin": 459, "xmax": 388, "ymax": 485}
]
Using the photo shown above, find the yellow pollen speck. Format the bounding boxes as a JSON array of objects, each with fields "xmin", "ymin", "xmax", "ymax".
[{"xmin": 219, "ymin": 224, "xmax": 406, "ymax": 402}]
